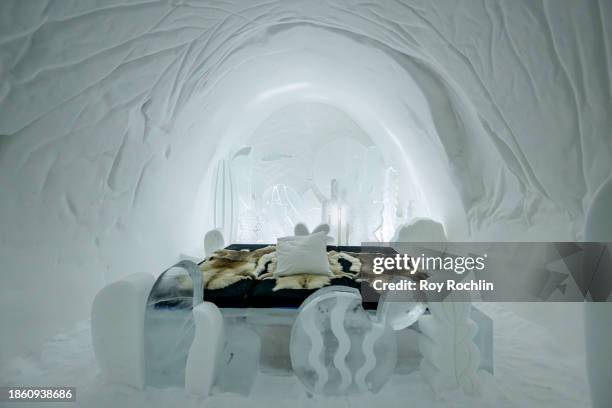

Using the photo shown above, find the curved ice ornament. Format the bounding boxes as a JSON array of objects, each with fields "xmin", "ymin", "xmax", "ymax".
[
  {"xmin": 290, "ymin": 285, "xmax": 425, "ymax": 395},
  {"xmin": 144, "ymin": 260, "xmax": 204, "ymax": 387}
]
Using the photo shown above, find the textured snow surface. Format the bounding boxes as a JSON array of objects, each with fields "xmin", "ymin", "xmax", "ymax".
[
  {"xmin": 0, "ymin": 0, "xmax": 611, "ymax": 360},
  {"xmin": 0, "ymin": 304, "xmax": 590, "ymax": 407}
]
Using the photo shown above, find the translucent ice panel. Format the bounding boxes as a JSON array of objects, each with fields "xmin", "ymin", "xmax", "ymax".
[{"xmin": 290, "ymin": 287, "xmax": 397, "ymax": 395}]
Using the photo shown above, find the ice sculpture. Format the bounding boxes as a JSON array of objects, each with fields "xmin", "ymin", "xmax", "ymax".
[
  {"xmin": 144, "ymin": 261, "xmax": 204, "ymax": 387},
  {"xmin": 225, "ymin": 120, "xmax": 420, "ymax": 245},
  {"xmin": 321, "ymin": 179, "xmax": 345, "ymax": 244},
  {"xmin": 213, "ymin": 160, "xmax": 235, "ymax": 240},
  {"xmin": 375, "ymin": 167, "xmax": 402, "ymax": 242},
  {"xmin": 418, "ymin": 291, "xmax": 481, "ymax": 396},
  {"xmin": 290, "ymin": 285, "xmax": 426, "ymax": 395},
  {"xmin": 294, "ymin": 222, "xmax": 332, "ymax": 244},
  {"xmin": 91, "ymin": 273, "xmax": 155, "ymax": 389},
  {"xmin": 393, "ymin": 218, "xmax": 447, "ymax": 243},
  {"xmin": 91, "ymin": 259, "xmax": 228, "ymax": 397},
  {"xmin": 204, "ymin": 229, "xmax": 225, "ymax": 257},
  {"xmin": 377, "ymin": 281, "xmax": 428, "ymax": 331},
  {"xmin": 260, "ymin": 184, "xmax": 303, "ymax": 239},
  {"xmin": 294, "ymin": 222, "xmax": 310, "ymax": 236}
]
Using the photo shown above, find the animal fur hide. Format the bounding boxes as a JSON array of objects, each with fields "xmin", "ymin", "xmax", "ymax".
[
  {"xmin": 273, "ymin": 274, "xmax": 332, "ymax": 291},
  {"xmin": 258, "ymin": 250, "xmax": 426, "ymax": 291},
  {"xmin": 328, "ymin": 251, "xmax": 362, "ymax": 278},
  {"xmin": 202, "ymin": 245, "xmax": 276, "ymax": 289},
  {"xmin": 180, "ymin": 247, "xmax": 426, "ymax": 292},
  {"xmin": 175, "ymin": 246, "xmax": 276, "ymax": 291}
]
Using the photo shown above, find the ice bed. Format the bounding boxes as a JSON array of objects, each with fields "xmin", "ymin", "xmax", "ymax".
[{"xmin": 92, "ymin": 238, "xmax": 492, "ymax": 398}]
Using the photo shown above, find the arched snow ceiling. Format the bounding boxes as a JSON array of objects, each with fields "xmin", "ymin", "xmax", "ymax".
[{"xmin": 0, "ymin": 0, "xmax": 610, "ymax": 361}]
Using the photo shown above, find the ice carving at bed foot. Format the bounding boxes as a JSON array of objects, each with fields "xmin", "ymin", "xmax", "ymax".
[
  {"xmin": 418, "ymin": 293, "xmax": 482, "ymax": 397},
  {"xmin": 290, "ymin": 287, "xmax": 396, "ymax": 395},
  {"xmin": 290, "ymin": 285, "xmax": 426, "ymax": 395}
]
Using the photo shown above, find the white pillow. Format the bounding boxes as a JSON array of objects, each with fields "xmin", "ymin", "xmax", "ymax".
[{"xmin": 275, "ymin": 231, "xmax": 331, "ymax": 277}]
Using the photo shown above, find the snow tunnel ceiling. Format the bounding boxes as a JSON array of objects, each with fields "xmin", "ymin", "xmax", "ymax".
[{"xmin": 0, "ymin": 0, "xmax": 611, "ymax": 361}]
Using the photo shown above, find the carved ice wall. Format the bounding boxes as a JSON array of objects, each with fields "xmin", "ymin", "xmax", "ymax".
[
  {"xmin": 215, "ymin": 103, "xmax": 423, "ymax": 244},
  {"xmin": 0, "ymin": 0, "xmax": 610, "ymax": 362}
]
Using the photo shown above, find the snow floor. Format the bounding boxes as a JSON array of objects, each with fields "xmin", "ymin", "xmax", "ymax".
[{"xmin": 0, "ymin": 304, "xmax": 590, "ymax": 408}]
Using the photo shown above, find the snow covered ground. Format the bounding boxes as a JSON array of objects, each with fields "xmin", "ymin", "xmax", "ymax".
[{"xmin": 0, "ymin": 303, "xmax": 590, "ymax": 408}]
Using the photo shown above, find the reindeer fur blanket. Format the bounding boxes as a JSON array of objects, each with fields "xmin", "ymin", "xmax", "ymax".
[
  {"xmin": 177, "ymin": 247, "xmax": 426, "ymax": 293},
  {"xmin": 193, "ymin": 247, "xmax": 363, "ymax": 291}
]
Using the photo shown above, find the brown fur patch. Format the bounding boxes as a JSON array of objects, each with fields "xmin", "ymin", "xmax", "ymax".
[
  {"xmin": 184, "ymin": 247, "xmax": 426, "ymax": 292},
  {"xmin": 273, "ymin": 274, "xmax": 332, "ymax": 291},
  {"xmin": 199, "ymin": 246, "xmax": 276, "ymax": 289}
]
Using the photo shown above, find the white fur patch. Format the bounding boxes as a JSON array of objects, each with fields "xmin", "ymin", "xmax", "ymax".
[{"xmin": 254, "ymin": 252, "xmax": 277, "ymax": 277}]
